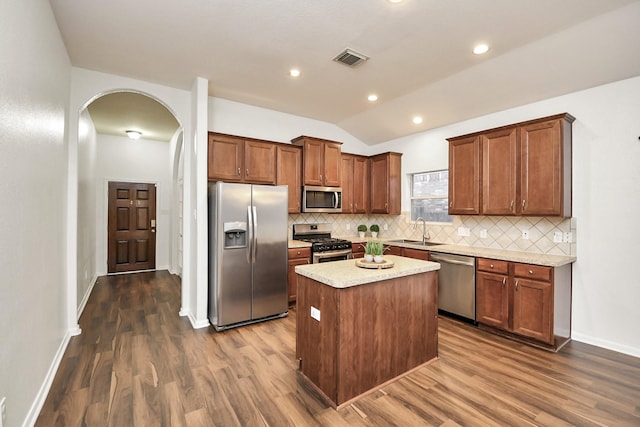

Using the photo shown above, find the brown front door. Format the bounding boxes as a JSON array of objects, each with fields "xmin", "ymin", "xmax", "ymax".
[{"xmin": 108, "ymin": 182, "xmax": 157, "ymax": 273}]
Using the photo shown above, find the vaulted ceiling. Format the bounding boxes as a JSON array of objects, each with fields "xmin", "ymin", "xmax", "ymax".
[{"xmin": 51, "ymin": 0, "xmax": 640, "ymax": 144}]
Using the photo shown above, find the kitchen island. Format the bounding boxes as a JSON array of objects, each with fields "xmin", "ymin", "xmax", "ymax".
[{"xmin": 295, "ymin": 255, "xmax": 440, "ymax": 408}]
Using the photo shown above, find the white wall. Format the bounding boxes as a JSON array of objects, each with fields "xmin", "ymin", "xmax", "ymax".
[
  {"xmin": 77, "ymin": 109, "xmax": 98, "ymax": 310},
  {"xmin": 208, "ymin": 97, "xmax": 371, "ymax": 154},
  {"xmin": 94, "ymin": 134, "xmax": 172, "ymax": 274},
  {"xmin": 375, "ymin": 76, "xmax": 640, "ymax": 357},
  {"xmin": 0, "ymin": 1, "xmax": 72, "ymax": 426}
]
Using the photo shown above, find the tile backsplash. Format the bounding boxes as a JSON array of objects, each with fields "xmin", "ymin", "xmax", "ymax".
[{"xmin": 289, "ymin": 212, "xmax": 576, "ymax": 256}]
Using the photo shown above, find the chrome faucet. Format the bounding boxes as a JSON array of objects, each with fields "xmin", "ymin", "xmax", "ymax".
[{"xmin": 413, "ymin": 217, "xmax": 430, "ymax": 243}]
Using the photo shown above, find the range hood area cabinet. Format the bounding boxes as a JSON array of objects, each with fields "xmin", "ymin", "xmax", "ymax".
[
  {"xmin": 291, "ymin": 136, "xmax": 342, "ymax": 187},
  {"xmin": 447, "ymin": 113, "xmax": 575, "ymax": 217},
  {"xmin": 208, "ymin": 132, "xmax": 277, "ymax": 185}
]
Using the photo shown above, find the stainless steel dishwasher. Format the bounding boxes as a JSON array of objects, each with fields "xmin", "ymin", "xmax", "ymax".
[{"xmin": 429, "ymin": 253, "xmax": 476, "ymax": 322}]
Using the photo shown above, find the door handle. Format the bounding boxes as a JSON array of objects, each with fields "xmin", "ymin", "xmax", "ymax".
[
  {"xmin": 247, "ymin": 206, "xmax": 253, "ymax": 263},
  {"xmin": 252, "ymin": 206, "xmax": 258, "ymax": 262}
]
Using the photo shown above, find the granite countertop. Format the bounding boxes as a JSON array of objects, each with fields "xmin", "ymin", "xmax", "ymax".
[
  {"xmin": 288, "ymin": 240, "xmax": 312, "ymax": 249},
  {"xmin": 334, "ymin": 235, "xmax": 575, "ymax": 267},
  {"xmin": 295, "ymin": 255, "xmax": 440, "ymax": 289}
]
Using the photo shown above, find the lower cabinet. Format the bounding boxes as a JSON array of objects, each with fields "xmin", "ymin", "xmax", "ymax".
[
  {"xmin": 288, "ymin": 247, "xmax": 311, "ymax": 305},
  {"xmin": 386, "ymin": 245, "xmax": 429, "ymax": 260},
  {"xmin": 476, "ymin": 258, "xmax": 571, "ymax": 350},
  {"xmin": 352, "ymin": 242, "xmax": 365, "ymax": 259}
]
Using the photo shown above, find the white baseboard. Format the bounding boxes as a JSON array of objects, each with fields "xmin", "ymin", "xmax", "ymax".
[
  {"xmin": 572, "ymin": 332, "xmax": 640, "ymax": 358},
  {"xmin": 22, "ymin": 328, "xmax": 73, "ymax": 427},
  {"xmin": 186, "ymin": 311, "xmax": 210, "ymax": 329},
  {"xmin": 77, "ymin": 274, "xmax": 98, "ymax": 319}
]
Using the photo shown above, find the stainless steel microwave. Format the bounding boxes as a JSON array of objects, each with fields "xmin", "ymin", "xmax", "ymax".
[{"xmin": 302, "ymin": 186, "xmax": 342, "ymax": 213}]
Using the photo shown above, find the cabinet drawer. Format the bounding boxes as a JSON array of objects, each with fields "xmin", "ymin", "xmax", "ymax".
[
  {"xmin": 477, "ymin": 258, "xmax": 509, "ymax": 274},
  {"xmin": 288, "ymin": 247, "xmax": 311, "ymax": 260},
  {"xmin": 513, "ymin": 263, "xmax": 552, "ymax": 282}
]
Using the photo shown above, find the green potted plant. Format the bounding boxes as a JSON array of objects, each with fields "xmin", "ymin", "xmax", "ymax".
[
  {"xmin": 357, "ymin": 224, "xmax": 367, "ymax": 239},
  {"xmin": 365, "ymin": 240, "xmax": 384, "ymax": 263},
  {"xmin": 370, "ymin": 224, "xmax": 380, "ymax": 238}
]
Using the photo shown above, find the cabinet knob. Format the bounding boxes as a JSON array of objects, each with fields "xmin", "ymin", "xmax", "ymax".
[
  {"xmin": 510, "ymin": 200, "xmax": 514, "ymax": 210},
  {"xmin": 237, "ymin": 167, "xmax": 241, "ymax": 176},
  {"xmin": 529, "ymin": 270, "xmax": 534, "ymax": 275},
  {"xmin": 515, "ymin": 280, "xmax": 519, "ymax": 291},
  {"xmin": 490, "ymin": 264, "xmax": 494, "ymax": 268},
  {"xmin": 502, "ymin": 277, "xmax": 506, "ymax": 286},
  {"xmin": 246, "ymin": 168, "xmax": 249, "ymax": 176},
  {"xmin": 522, "ymin": 200, "xmax": 526, "ymax": 210},
  {"xmin": 449, "ymin": 201, "xmax": 453, "ymax": 208},
  {"xmin": 297, "ymin": 251, "xmax": 301, "ymax": 255}
]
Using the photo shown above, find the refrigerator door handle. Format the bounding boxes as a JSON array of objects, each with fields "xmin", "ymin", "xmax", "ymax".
[
  {"xmin": 247, "ymin": 205, "xmax": 253, "ymax": 263},
  {"xmin": 252, "ymin": 205, "xmax": 258, "ymax": 262}
]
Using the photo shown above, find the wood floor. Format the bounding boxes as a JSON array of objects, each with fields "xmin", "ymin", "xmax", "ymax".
[{"xmin": 36, "ymin": 271, "xmax": 640, "ymax": 426}]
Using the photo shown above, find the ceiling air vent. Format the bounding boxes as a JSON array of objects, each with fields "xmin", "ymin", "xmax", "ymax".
[{"xmin": 333, "ymin": 48, "xmax": 369, "ymax": 67}]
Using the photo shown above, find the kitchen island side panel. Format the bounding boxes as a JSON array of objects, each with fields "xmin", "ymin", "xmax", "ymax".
[
  {"xmin": 296, "ymin": 269, "xmax": 438, "ymax": 407},
  {"xmin": 337, "ymin": 272, "xmax": 438, "ymax": 404}
]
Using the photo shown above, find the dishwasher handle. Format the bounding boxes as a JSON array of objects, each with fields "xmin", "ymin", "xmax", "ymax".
[{"xmin": 430, "ymin": 254, "xmax": 475, "ymax": 267}]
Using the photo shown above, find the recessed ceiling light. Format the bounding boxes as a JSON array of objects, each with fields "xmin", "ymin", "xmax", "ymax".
[
  {"xmin": 412, "ymin": 116, "xmax": 423, "ymax": 125},
  {"xmin": 126, "ymin": 130, "xmax": 142, "ymax": 140},
  {"xmin": 289, "ymin": 68, "xmax": 301, "ymax": 77},
  {"xmin": 473, "ymin": 44, "xmax": 489, "ymax": 55},
  {"xmin": 387, "ymin": 0, "xmax": 403, "ymax": 3},
  {"xmin": 368, "ymin": 94, "xmax": 378, "ymax": 102}
]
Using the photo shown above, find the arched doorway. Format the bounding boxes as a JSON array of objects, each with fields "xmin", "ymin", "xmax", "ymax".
[{"xmin": 75, "ymin": 90, "xmax": 183, "ymax": 314}]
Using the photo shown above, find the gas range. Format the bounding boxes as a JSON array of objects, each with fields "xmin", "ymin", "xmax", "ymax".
[{"xmin": 293, "ymin": 223, "xmax": 353, "ymax": 263}]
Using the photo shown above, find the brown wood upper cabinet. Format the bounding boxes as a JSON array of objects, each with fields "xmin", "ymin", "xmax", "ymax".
[
  {"xmin": 291, "ymin": 136, "xmax": 342, "ymax": 187},
  {"xmin": 370, "ymin": 152, "xmax": 402, "ymax": 214},
  {"xmin": 208, "ymin": 132, "xmax": 277, "ymax": 185},
  {"xmin": 277, "ymin": 144, "xmax": 302, "ymax": 213},
  {"xmin": 448, "ymin": 113, "xmax": 574, "ymax": 217},
  {"xmin": 341, "ymin": 153, "xmax": 370, "ymax": 214}
]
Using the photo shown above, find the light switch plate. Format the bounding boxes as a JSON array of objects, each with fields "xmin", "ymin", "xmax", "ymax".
[
  {"xmin": 480, "ymin": 229, "xmax": 487, "ymax": 238},
  {"xmin": 553, "ymin": 231, "xmax": 563, "ymax": 243},
  {"xmin": 563, "ymin": 232, "xmax": 573, "ymax": 243},
  {"xmin": 310, "ymin": 306, "xmax": 321, "ymax": 322},
  {"xmin": 457, "ymin": 227, "xmax": 470, "ymax": 237}
]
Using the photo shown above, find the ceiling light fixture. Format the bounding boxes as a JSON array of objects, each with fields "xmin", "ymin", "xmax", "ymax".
[
  {"xmin": 368, "ymin": 94, "xmax": 378, "ymax": 102},
  {"xmin": 387, "ymin": 0, "xmax": 403, "ymax": 3},
  {"xmin": 126, "ymin": 130, "xmax": 142, "ymax": 140},
  {"xmin": 412, "ymin": 116, "xmax": 423, "ymax": 125},
  {"xmin": 473, "ymin": 43, "xmax": 489, "ymax": 55},
  {"xmin": 289, "ymin": 68, "xmax": 301, "ymax": 77}
]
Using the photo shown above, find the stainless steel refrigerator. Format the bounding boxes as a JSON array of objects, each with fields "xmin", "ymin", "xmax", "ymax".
[{"xmin": 208, "ymin": 182, "xmax": 288, "ymax": 331}]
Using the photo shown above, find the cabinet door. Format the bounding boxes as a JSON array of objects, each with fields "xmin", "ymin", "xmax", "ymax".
[
  {"xmin": 386, "ymin": 245, "xmax": 403, "ymax": 256},
  {"xmin": 370, "ymin": 153, "xmax": 401, "ymax": 214},
  {"xmin": 476, "ymin": 271, "xmax": 509, "ymax": 329},
  {"xmin": 341, "ymin": 155, "xmax": 354, "ymax": 213},
  {"xmin": 353, "ymin": 156, "xmax": 369, "ymax": 213},
  {"xmin": 323, "ymin": 143, "xmax": 342, "ymax": 187},
  {"xmin": 288, "ymin": 257, "xmax": 310, "ymax": 304},
  {"xmin": 519, "ymin": 119, "xmax": 563, "ymax": 216},
  {"xmin": 402, "ymin": 248, "xmax": 429, "ymax": 260},
  {"xmin": 277, "ymin": 145, "xmax": 302, "ymax": 213},
  {"xmin": 244, "ymin": 140, "xmax": 276, "ymax": 184},
  {"xmin": 208, "ymin": 134, "xmax": 243, "ymax": 181},
  {"xmin": 302, "ymin": 139, "xmax": 324, "ymax": 186},
  {"xmin": 448, "ymin": 136, "xmax": 480, "ymax": 214},
  {"xmin": 482, "ymin": 128, "xmax": 517, "ymax": 215},
  {"xmin": 512, "ymin": 278, "xmax": 553, "ymax": 344}
]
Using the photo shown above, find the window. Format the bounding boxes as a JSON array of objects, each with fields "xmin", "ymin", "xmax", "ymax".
[{"xmin": 410, "ymin": 170, "xmax": 452, "ymax": 223}]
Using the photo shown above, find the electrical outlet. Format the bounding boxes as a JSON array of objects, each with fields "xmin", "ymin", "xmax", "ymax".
[
  {"xmin": 383, "ymin": 223, "xmax": 388, "ymax": 231},
  {"xmin": 480, "ymin": 229, "xmax": 487, "ymax": 238},
  {"xmin": 563, "ymin": 232, "xmax": 573, "ymax": 243},
  {"xmin": 310, "ymin": 306, "xmax": 321, "ymax": 322},
  {"xmin": 553, "ymin": 231, "xmax": 563, "ymax": 243},
  {"xmin": 522, "ymin": 230, "xmax": 530, "ymax": 240},
  {"xmin": 457, "ymin": 227, "xmax": 470, "ymax": 237},
  {"xmin": 346, "ymin": 224, "xmax": 350, "ymax": 230},
  {"xmin": 1, "ymin": 396, "xmax": 6, "ymax": 427}
]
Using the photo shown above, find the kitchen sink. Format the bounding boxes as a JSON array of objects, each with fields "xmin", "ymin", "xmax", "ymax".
[{"xmin": 387, "ymin": 239, "xmax": 443, "ymax": 247}]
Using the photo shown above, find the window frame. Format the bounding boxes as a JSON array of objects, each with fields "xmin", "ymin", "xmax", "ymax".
[{"xmin": 410, "ymin": 169, "xmax": 452, "ymax": 224}]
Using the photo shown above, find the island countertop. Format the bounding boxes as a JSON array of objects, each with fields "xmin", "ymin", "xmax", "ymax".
[{"xmin": 295, "ymin": 255, "xmax": 440, "ymax": 289}]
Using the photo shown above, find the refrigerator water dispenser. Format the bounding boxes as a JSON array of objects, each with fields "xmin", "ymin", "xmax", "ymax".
[{"xmin": 223, "ymin": 221, "xmax": 247, "ymax": 248}]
